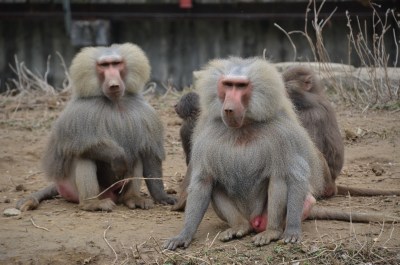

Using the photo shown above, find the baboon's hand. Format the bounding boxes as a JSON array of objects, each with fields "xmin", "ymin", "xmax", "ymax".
[
  {"xmin": 154, "ymin": 194, "xmax": 177, "ymax": 205},
  {"xmin": 163, "ymin": 234, "xmax": 192, "ymax": 251},
  {"xmin": 16, "ymin": 197, "xmax": 39, "ymax": 211},
  {"xmin": 282, "ymin": 229, "xmax": 302, "ymax": 244}
]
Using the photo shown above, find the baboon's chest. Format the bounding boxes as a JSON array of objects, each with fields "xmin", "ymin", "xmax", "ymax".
[
  {"xmin": 217, "ymin": 170, "xmax": 268, "ymax": 199},
  {"xmin": 215, "ymin": 175, "xmax": 268, "ymax": 216}
]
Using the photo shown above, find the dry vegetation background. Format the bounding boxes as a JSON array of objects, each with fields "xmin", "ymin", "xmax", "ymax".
[{"xmin": 1, "ymin": 1, "xmax": 400, "ymax": 264}]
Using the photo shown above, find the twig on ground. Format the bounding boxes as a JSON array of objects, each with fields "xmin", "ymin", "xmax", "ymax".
[
  {"xmin": 103, "ymin": 224, "xmax": 118, "ymax": 265},
  {"xmin": 172, "ymin": 251, "xmax": 211, "ymax": 265},
  {"xmin": 119, "ymin": 241, "xmax": 130, "ymax": 265},
  {"xmin": 207, "ymin": 231, "xmax": 221, "ymax": 250},
  {"xmin": 371, "ymin": 221, "xmax": 386, "ymax": 250},
  {"xmin": 85, "ymin": 176, "xmax": 173, "ymax": 201},
  {"xmin": 128, "ymin": 246, "xmax": 138, "ymax": 265},
  {"xmin": 8, "ymin": 176, "xmax": 17, "ymax": 187},
  {"xmin": 134, "ymin": 243, "xmax": 145, "ymax": 263},
  {"xmin": 279, "ymin": 242, "xmax": 339, "ymax": 265},
  {"xmin": 30, "ymin": 217, "xmax": 49, "ymax": 232},
  {"xmin": 382, "ymin": 221, "xmax": 397, "ymax": 248}
]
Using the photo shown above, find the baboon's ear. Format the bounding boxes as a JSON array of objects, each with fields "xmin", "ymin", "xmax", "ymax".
[{"xmin": 304, "ymin": 75, "xmax": 313, "ymax": 91}]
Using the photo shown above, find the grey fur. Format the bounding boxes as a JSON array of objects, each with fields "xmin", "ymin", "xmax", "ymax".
[
  {"xmin": 164, "ymin": 57, "xmax": 324, "ymax": 250},
  {"xmin": 16, "ymin": 43, "xmax": 175, "ymax": 211}
]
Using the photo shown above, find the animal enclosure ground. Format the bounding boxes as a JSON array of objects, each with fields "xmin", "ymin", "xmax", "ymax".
[{"xmin": 0, "ymin": 92, "xmax": 399, "ymax": 264}]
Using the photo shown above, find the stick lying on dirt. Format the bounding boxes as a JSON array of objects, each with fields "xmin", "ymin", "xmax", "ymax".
[{"xmin": 30, "ymin": 217, "xmax": 49, "ymax": 232}]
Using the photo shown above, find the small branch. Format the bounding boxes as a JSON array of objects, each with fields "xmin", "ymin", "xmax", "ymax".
[
  {"xmin": 84, "ymin": 177, "xmax": 163, "ymax": 201},
  {"xmin": 382, "ymin": 221, "xmax": 397, "ymax": 248},
  {"xmin": 207, "ymin": 231, "xmax": 221, "ymax": 250},
  {"xmin": 278, "ymin": 242, "xmax": 338, "ymax": 265},
  {"xmin": 135, "ymin": 244, "xmax": 144, "ymax": 262},
  {"xmin": 149, "ymin": 236, "xmax": 170, "ymax": 261},
  {"xmin": 103, "ymin": 225, "xmax": 118, "ymax": 265},
  {"xmin": 56, "ymin": 51, "xmax": 71, "ymax": 91},
  {"xmin": 30, "ymin": 217, "xmax": 49, "ymax": 232},
  {"xmin": 274, "ymin": 23, "xmax": 297, "ymax": 61},
  {"xmin": 142, "ymin": 82, "xmax": 157, "ymax": 95},
  {"xmin": 161, "ymin": 81, "xmax": 180, "ymax": 99},
  {"xmin": 85, "ymin": 178, "xmax": 133, "ymax": 201},
  {"xmin": 43, "ymin": 55, "xmax": 51, "ymax": 91}
]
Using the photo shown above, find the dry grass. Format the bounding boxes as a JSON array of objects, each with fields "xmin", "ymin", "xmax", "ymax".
[
  {"xmin": 275, "ymin": 0, "xmax": 400, "ymax": 110},
  {"xmin": 0, "ymin": 53, "xmax": 70, "ymax": 130},
  {"xmin": 345, "ymin": 6, "xmax": 400, "ymax": 108},
  {"xmin": 82, "ymin": 218, "xmax": 399, "ymax": 265}
]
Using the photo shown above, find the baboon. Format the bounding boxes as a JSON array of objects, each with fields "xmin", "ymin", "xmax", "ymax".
[
  {"xmin": 283, "ymin": 65, "xmax": 400, "ymax": 197},
  {"xmin": 170, "ymin": 92, "xmax": 200, "ymax": 211},
  {"xmin": 283, "ymin": 65, "xmax": 343, "ymax": 181},
  {"xmin": 174, "ymin": 92, "xmax": 200, "ymax": 165},
  {"xmin": 164, "ymin": 57, "xmax": 398, "ymax": 251},
  {"xmin": 16, "ymin": 43, "xmax": 176, "ymax": 212},
  {"xmin": 164, "ymin": 57, "xmax": 325, "ymax": 250}
]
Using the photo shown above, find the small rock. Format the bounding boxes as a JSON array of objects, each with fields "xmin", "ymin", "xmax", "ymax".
[
  {"xmin": 356, "ymin": 127, "xmax": 367, "ymax": 137},
  {"xmin": 371, "ymin": 165, "xmax": 384, "ymax": 176},
  {"xmin": 4, "ymin": 198, "xmax": 10, "ymax": 203},
  {"xmin": 15, "ymin": 184, "xmax": 26, "ymax": 192},
  {"xmin": 345, "ymin": 129, "xmax": 358, "ymax": 141},
  {"xmin": 3, "ymin": 208, "xmax": 21, "ymax": 217}
]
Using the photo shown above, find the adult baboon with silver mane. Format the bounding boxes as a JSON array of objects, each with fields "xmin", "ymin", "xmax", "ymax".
[{"xmin": 17, "ymin": 43, "xmax": 176, "ymax": 212}]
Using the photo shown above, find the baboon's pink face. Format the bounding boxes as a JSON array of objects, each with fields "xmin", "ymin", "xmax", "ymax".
[
  {"xmin": 217, "ymin": 75, "xmax": 252, "ymax": 128},
  {"xmin": 96, "ymin": 55, "xmax": 126, "ymax": 102}
]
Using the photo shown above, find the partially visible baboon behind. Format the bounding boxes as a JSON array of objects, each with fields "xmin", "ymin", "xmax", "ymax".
[
  {"xmin": 174, "ymin": 92, "xmax": 200, "ymax": 165},
  {"xmin": 170, "ymin": 92, "xmax": 200, "ymax": 211},
  {"xmin": 283, "ymin": 65, "xmax": 344, "ymax": 181},
  {"xmin": 283, "ymin": 65, "xmax": 400, "ymax": 197},
  {"xmin": 17, "ymin": 43, "xmax": 176, "ymax": 212}
]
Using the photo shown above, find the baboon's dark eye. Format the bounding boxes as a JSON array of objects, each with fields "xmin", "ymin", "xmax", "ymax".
[
  {"xmin": 223, "ymin": 81, "xmax": 234, "ymax": 87},
  {"xmin": 236, "ymin": 82, "xmax": 248, "ymax": 88},
  {"xmin": 99, "ymin": 62, "xmax": 110, "ymax": 67}
]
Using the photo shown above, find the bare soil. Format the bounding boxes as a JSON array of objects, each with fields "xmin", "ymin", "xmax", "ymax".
[{"xmin": 0, "ymin": 92, "xmax": 399, "ymax": 264}]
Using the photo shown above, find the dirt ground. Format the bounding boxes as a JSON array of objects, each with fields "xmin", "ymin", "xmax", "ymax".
[{"xmin": 0, "ymin": 91, "xmax": 399, "ymax": 265}]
